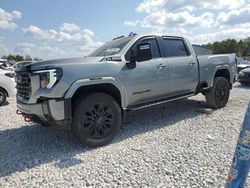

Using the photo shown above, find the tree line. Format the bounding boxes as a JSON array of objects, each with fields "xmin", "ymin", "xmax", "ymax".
[
  {"xmin": 203, "ymin": 37, "xmax": 250, "ymax": 57},
  {"xmin": 1, "ymin": 55, "xmax": 42, "ymax": 62}
]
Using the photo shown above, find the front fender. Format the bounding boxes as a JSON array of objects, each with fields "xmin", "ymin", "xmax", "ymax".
[{"xmin": 64, "ymin": 77, "xmax": 126, "ymax": 108}]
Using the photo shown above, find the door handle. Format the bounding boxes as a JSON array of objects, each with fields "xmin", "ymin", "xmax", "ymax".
[
  {"xmin": 157, "ymin": 64, "xmax": 167, "ymax": 69},
  {"xmin": 188, "ymin": 61, "xmax": 196, "ymax": 65}
]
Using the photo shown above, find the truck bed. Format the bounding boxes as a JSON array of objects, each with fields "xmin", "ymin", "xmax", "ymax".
[{"xmin": 197, "ymin": 54, "xmax": 237, "ymax": 88}]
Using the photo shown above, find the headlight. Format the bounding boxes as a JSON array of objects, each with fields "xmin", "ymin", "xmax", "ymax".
[
  {"xmin": 5, "ymin": 72, "xmax": 15, "ymax": 78},
  {"xmin": 33, "ymin": 68, "xmax": 62, "ymax": 89}
]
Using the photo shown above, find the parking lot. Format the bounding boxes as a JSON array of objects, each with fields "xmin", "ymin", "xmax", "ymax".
[{"xmin": 0, "ymin": 83, "xmax": 249, "ymax": 187}]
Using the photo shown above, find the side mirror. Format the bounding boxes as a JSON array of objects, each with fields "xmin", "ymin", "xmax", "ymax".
[
  {"xmin": 126, "ymin": 56, "xmax": 136, "ymax": 69},
  {"xmin": 136, "ymin": 42, "xmax": 152, "ymax": 62}
]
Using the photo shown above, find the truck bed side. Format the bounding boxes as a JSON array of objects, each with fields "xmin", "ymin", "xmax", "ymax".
[{"xmin": 197, "ymin": 54, "xmax": 237, "ymax": 89}]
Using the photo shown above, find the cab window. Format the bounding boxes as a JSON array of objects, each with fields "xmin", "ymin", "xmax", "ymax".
[
  {"xmin": 162, "ymin": 38, "xmax": 189, "ymax": 57},
  {"xmin": 125, "ymin": 37, "xmax": 160, "ymax": 61}
]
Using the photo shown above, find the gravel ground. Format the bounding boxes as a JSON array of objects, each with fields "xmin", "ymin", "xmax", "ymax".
[{"xmin": 0, "ymin": 83, "xmax": 250, "ymax": 188}]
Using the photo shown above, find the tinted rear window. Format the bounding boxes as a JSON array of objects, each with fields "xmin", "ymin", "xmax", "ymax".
[{"xmin": 162, "ymin": 38, "xmax": 189, "ymax": 57}]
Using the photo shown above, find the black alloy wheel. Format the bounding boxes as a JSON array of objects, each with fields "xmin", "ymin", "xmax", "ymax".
[
  {"xmin": 72, "ymin": 92, "xmax": 122, "ymax": 147},
  {"xmin": 83, "ymin": 103, "xmax": 115, "ymax": 139},
  {"xmin": 214, "ymin": 80, "xmax": 230, "ymax": 105},
  {"xmin": 205, "ymin": 77, "xmax": 230, "ymax": 109}
]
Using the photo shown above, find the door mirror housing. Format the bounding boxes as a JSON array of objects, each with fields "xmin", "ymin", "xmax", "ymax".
[
  {"xmin": 136, "ymin": 42, "xmax": 152, "ymax": 62},
  {"xmin": 126, "ymin": 56, "xmax": 136, "ymax": 69}
]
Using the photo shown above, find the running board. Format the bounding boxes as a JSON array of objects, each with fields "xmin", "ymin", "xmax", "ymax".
[{"xmin": 126, "ymin": 93, "xmax": 195, "ymax": 111}]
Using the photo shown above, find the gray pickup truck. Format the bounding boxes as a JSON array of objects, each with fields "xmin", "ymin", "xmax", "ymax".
[{"xmin": 15, "ymin": 33, "xmax": 237, "ymax": 147}]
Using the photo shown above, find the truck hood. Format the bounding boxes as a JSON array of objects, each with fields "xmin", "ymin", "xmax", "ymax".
[
  {"xmin": 15, "ymin": 56, "xmax": 125, "ymax": 88},
  {"xmin": 15, "ymin": 56, "xmax": 105, "ymax": 72}
]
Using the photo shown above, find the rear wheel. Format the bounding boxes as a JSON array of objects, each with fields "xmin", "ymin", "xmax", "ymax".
[
  {"xmin": 0, "ymin": 88, "xmax": 6, "ymax": 106},
  {"xmin": 205, "ymin": 77, "xmax": 230, "ymax": 109},
  {"xmin": 72, "ymin": 92, "xmax": 122, "ymax": 147}
]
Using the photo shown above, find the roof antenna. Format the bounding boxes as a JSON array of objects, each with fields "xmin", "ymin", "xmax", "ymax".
[{"xmin": 128, "ymin": 32, "xmax": 137, "ymax": 36}]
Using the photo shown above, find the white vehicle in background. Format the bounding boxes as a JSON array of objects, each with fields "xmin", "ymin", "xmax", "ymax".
[
  {"xmin": 0, "ymin": 69, "xmax": 16, "ymax": 105},
  {"xmin": 0, "ymin": 59, "xmax": 13, "ymax": 71}
]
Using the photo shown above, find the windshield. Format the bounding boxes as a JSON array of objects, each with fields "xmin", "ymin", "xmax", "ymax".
[{"xmin": 88, "ymin": 36, "xmax": 135, "ymax": 57}]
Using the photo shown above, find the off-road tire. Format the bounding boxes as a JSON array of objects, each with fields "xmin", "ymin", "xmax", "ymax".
[
  {"xmin": 205, "ymin": 77, "xmax": 230, "ymax": 109},
  {"xmin": 72, "ymin": 92, "xmax": 122, "ymax": 147}
]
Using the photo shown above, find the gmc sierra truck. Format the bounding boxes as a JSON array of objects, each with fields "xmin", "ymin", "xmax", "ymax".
[{"xmin": 15, "ymin": 33, "xmax": 237, "ymax": 147}]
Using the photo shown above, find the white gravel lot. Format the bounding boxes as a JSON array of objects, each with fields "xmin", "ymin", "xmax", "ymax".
[{"xmin": 0, "ymin": 83, "xmax": 250, "ymax": 188}]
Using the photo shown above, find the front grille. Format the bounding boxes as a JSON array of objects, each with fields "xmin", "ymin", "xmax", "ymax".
[{"xmin": 15, "ymin": 71, "xmax": 31, "ymax": 99}]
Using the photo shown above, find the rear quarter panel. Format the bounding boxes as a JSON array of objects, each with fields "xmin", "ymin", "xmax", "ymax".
[{"xmin": 197, "ymin": 54, "xmax": 236, "ymax": 87}]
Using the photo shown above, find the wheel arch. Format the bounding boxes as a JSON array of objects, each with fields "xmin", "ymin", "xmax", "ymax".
[
  {"xmin": 64, "ymin": 77, "xmax": 125, "ymax": 110},
  {"xmin": 0, "ymin": 86, "xmax": 8, "ymax": 97},
  {"xmin": 71, "ymin": 83, "xmax": 122, "ymax": 107},
  {"xmin": 211, "ymin": 67, "xmax": 232, "ymax": 89}
]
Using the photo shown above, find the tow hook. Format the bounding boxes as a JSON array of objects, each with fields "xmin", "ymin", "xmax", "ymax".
[
  {"xmin": 16, "ymin": 109, "xmax": 22, "ymax": 115},
  {"xmin": 24, "ymin": 116, "xmax": 32, "ymax": 122}
]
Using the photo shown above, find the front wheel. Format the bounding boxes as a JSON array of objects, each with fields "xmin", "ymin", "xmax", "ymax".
[
  {"xmin": 72, "ymin": 92, "xmax": 122, "ymax": 147},
  {"xmin": 205, "ymin": 77, "xmax": 230, "ymax": 109},
  {"xmin": 0, "ymin": 88, "xmax": 6, "ymax": 106}
]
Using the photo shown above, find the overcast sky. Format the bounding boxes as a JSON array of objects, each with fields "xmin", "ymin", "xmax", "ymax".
[{"xmin": 1, "ymin": 0, "xmax": 250, "ymax": 59}]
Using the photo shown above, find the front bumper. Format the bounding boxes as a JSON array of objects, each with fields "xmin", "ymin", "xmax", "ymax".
[{"xmin": 17, "ymin": 98, "xmax": 72, "ymax": 126}]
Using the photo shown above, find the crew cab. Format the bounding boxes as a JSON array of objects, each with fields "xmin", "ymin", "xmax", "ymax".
[{"xmin": 15, "ymin": 33, "xmax": 237, "ymax": 147}]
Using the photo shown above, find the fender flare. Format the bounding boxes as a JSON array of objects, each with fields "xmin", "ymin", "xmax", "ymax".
[
  {"xmin": 210, "ymin": 65, "xmax": 232, "ymax": 88},
  {"xmin": 64, "ymin": 77, "xmax": 126, "ymax": 108}
]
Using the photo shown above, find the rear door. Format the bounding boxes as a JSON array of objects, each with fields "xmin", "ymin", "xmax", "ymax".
[{"xmin": 161, "ymin": 37, "xmax": 198, "ymax": 95}]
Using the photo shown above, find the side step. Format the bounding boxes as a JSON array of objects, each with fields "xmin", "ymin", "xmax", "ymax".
[{"xmin": 126, "ymin": 93, "xmax": 195, "ymax": 111}]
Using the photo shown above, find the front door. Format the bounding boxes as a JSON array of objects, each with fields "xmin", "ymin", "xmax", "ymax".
[{"xmin": 120, "ymin": 36, "xmax": 170, "ymax": 107}]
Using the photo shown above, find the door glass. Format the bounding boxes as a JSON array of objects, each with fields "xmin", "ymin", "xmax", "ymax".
[
  {"xmin": 125, "ymin": 37, "xmax": 160, "ymax": 61},
  {"xmin": 162, "ymin": 38, "xmax": 189, "ymax": 57}
]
